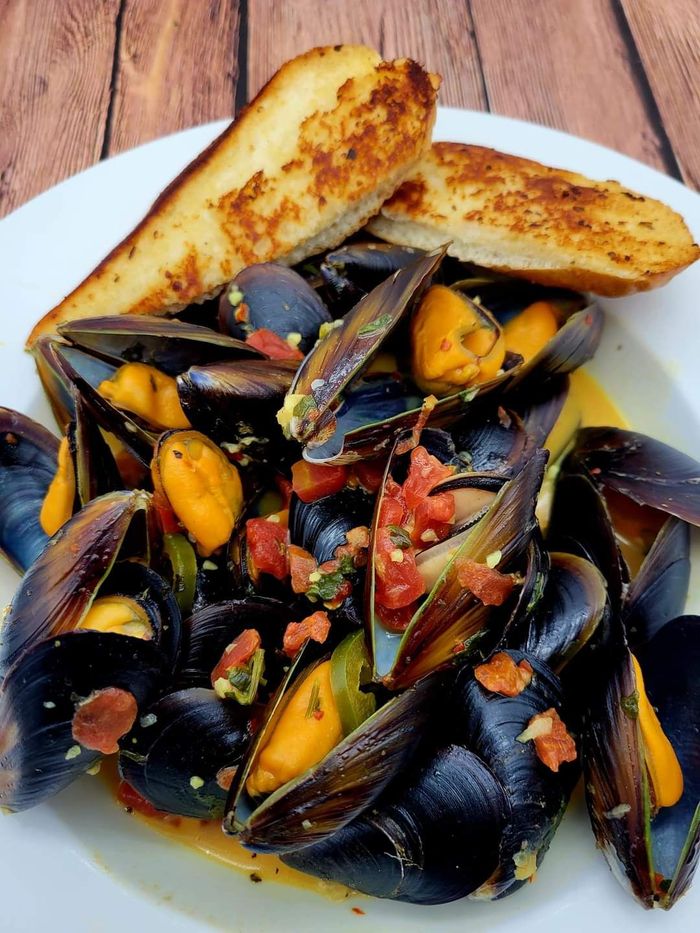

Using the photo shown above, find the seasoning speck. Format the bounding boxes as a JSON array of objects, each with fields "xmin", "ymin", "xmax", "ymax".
[
  {"xmin": 249, "ymin": 873, "xmax": 262, "ymax": 884},
  {"xmin": 65, "ymin": 745, "xmax": 81, "ymax": 760},
  {"xmin": 43, "ymin": 700, "xmax": 56, "ymax": 709},
  {"xmin": 485, "ymin": 549, "xmax": 502, "ymax": 569},
  {"xmin": 189, "ymin": 775, "xmax": 205, "ymax": 790}
]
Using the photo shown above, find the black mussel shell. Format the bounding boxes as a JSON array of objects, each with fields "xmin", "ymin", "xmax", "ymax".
[
  {"xmin": 283, "ymin": 744, "xmax": 508, "ymax": 904},
  {"xmin": 515, "ymin": 552, "xmax": 607, "ymax": 674},
  {"xmin": 119, "ymin": 687, "xmax": 254, "ymax": 819},
  {"xmin": 569, "ymin": 427, "xmax": 700, "ymax": 526},
  {"xmin": 230, "ymin": 675, "xmax": 436, "ymax": 854},
  {"xmin": 0, "ymin": 490, "xmax": 152, "ymax": 678},
  {"xmin": 0, "ymin": 407, "xmax": 58, "ymax": 573},
  {"xmin": 289, "ymin": 486, "xmax": 372, "ymax": 564},
  {"xmin": 177, "ymin": 359, "xmax": 297, "ymax": 444},
  {"xmin": 452, "ymin": 649, "xmax": 577, "ymax": 899},
  {"xmin": 512, "ymin": 374, "xmax": 570, "ymax": 449},
  {"xmin": 0, "ymin": 630, "xmax": 163, "ymax": 812},
  {"xmin": 320, "ymin": 242, "xmax": 425, "ymax": 311},
  {"xmin": 58, "ymin": 315, "xmax": 259, "ymax": 375},
  {"xmin": 450, "ymin": 405, "xmax": 537, "ymax": 476},
  {"xmin": 624, "ymin": 517, "xmax": 690, "ymax": 649},
  {"xmin": 176, "ymin": 597, "xmax": 291, "ymax": 691},
  {"xmin": 69, "ymin": 392, "xmax": 123, "ymax": 505},
  {"xmin": 219, "ymin": 263, "xmax": 331, "ymax": 353}
]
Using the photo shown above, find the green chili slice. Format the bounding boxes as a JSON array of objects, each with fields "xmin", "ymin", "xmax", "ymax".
[
  {"xmin": 330, "ymin": 630, "xmax": 376, "ymax": 735},
  {"xmin": 162, "ymin": 532, "xmax": 197, "ymax": 617}
]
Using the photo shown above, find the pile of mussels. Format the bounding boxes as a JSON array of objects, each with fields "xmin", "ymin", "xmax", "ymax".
[{"xmin": 0, "ymin": 243, "xmax": 699, "ymax": 910}]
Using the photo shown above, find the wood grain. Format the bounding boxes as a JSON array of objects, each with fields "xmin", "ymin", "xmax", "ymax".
[
  {"xmin": 246, "ymin": 0, "xmax": 487, "ymax": 108},
  {"xmin": 107, "ymin": 0, "xmax": 241, "ymax": 155},
  {"xmin": 621, "ymin": 0, "xmax": 700, "ymax": 190},
  {"xmin": 469, "ymin": 0, "xmax": 672, "ymax": 175},
  {"xmin": 0, "ymin": 0, "xmax": 119, "ymax": 217}
]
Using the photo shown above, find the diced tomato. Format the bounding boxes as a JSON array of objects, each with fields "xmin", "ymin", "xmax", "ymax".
[
  {"xmin": 374, "ymin": 527, "xmax": 426, "ymax": 611},
  {"xmin": 246, "ymin": 517, "xmax": 289, "ymax": 581},
  {"xmin": 288, "ymin": 544, "xmax": 318, "ymax": 593},
  {"xmin": 335, "ymin": 525, "xmax": 370, "ymax": 568},
  {"xmin": 456, "ymin": 557, "xmax": 515, "ymax": 606},
  {"xmin": 519, "ymin": 708, "xmax": 577, "ymax": 772},
  {"xmin": 71, "ymin": 687, "xmax": 138, "ymax": 755},
  {"xmin": 401, "ymin": 445, "xmax": 454, "ymax": 511},
  {"xmin": 245, "ymin": 328, "xmax": 304, "ymax": 361},
  {"xmin": 353, "ymin": 457, "xmax": 387, "ymax": 493},
  {"xmin": 118, "ymin": 780, "xmax": 163, "ymax": 818},
  {"xmin": 210, "ymin": 629, "xmax": 261, "ymax": 688},
  {"xmin": 411, "ymin": 491, "xmax": 455, "ymax": 546},
  {"xmin": 376, "ymin": 601, "xmax": 417, "ymax": 632},
  {"xmin": 292, "ymin": 460, "xmax": 348, "ymax": 503},
  {"xmin": 283, "ymin": 611, "xmax": 332, "ymax": 657},
  {"xmin": 153, "ymin": 488, "xmax": 181, "ymax": 535},
  {"xmin": 378, "ymin": 478, "xmax": 409, "ymax": 528},
  {"xmin": 474, "ymin": 652, "xmax": 533, "ymax": 697},
  {"xmin": 275, "ymin": 474, "xmax": 294, "ymax": 508}
]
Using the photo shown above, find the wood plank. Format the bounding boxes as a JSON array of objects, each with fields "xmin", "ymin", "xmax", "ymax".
[
  {"xmin": 0, "ymin": 0, "xmax": 119, "ymax": 218},
  {"xmin": 469, "ymin": 0, "xmax": 672, "ymax": 175},
  {"xmin": 107, "ymin": 0, "xmax": 241, "ymax": 156},
  {"xmin": 621, "ymin": 0, "xmax": 700, "ymax": 190},
  {"xmin": 246, "ymin": 0, "xmax": 487, "ymax": 108}
]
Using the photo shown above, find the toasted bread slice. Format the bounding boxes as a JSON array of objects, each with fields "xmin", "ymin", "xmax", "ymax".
[
  {"xmin": 367, "ymin": 142, "xmax": 699, "ymax": 296},
  {"xmin": 29, "ymin": 46, "xmax": 439, "ymax": 345}
]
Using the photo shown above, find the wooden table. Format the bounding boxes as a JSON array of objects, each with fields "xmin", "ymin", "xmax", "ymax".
[{"xmin": 1, "ymin": 0, "xmax": 698, "ymax": 219}]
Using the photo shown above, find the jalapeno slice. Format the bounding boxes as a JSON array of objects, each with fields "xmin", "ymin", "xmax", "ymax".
[
  {"xmin": 162, "ymin": 532, "xmax": 197, "ymax": 617},
  {"xmin": 330, "ymin": 630, "xmax": 376, "ymax": 735}
]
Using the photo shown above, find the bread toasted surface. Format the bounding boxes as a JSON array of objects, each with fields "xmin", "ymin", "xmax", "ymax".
[
  {"xmin": 367, "ymin": 142, "xmax": 699, "ymax": 296},
  {"xmin": 29, "ymin": 45, "xmax": 438, "ymax": 344}
]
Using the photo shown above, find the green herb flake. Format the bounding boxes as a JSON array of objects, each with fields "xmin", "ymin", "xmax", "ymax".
[
  {"xmin": 387, "ymin": 524, "xmax": 412, "ymax": 549},
  {"xmin": 305, "ymin": 680, "xmax": 322, "ymax": 719},
  {"xmin": 338, "ymin": 554, "xmax": 356, "ymax": 575},
  {"xmin": 358, "ymin": 313, "xmax": 393, "ymax": 338},
  {"xmin": 621, "ymin": 689, "xmax": 639, "ymax": 719}
]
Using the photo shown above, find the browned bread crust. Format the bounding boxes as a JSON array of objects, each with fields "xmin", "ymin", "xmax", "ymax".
[
  {"xmin": 367, "ymin": 142, "xmax": 699, "ymax": 296},
  {"xmin": 29, "ymin": 45, "xmax": 439, "ymax": 345}
]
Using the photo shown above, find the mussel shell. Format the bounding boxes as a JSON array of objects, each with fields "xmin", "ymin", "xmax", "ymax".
[
  {"xmin": 370, "ymin": 448, "xmax": 547, "ymax": 689},
  {"xmin": 0, "ymin": 407, "xmax": 58, "ymax": 572},
  {"xmin": 177, "ymin": 359, "xmax": 297, "ymax": 443},
  {"xmin": 283, "ymin": 744, "xmax": 508, "ymax": 904},
  {"xmin": 623, "ymin": 517, "xmax": 690, "ymax": 649},
  {"xmin": 320, "ymin": 242, "xmax": 425, "ymax": 310},
  {"xmin": 450, "ymin": 405, "xmax": 537, "ymax": 476},
  {"xmin": 451, "ymin": 649, "xmax": 577, "ymax": 899},
  {"xmin": 512, "ymin": 374, "xmax": 570, "ymax": 449},
  {"xmin": 118, "ymin": 687, "xmax": 254, "ymax": 819},
  {"xmin": 58, "ymin": 315, "xmax": 259, "ymax": 375},
  {"xmin": 230, "ymin": 674, "xmax": 435, "ymax": 854},
  {"xmin": 288, "ymin": 486, "xmax": 372, "ymax": 564},
  {"xmin": 69, "ymin": 392, "xmax": 123, "ymax": 504},
  {"xmin": 176, "ymin": 597, "xmax": 291, "ymax": 690},
  {"xmin": 218, "ymin": 263, "xmax": 331, "ymax": 352},
  {"xmin": 516, "ymin": 552, "xmax": 607, "ymax": 674},
  {"xmin": 0, "ymin": 630, "xmax": 163, "ymax": 812},
  {"xmin": 569, "ymin": 427, "xmax": 700, "ymax": 526},
  {"xmin": 637, "ymin": 616, "xmax": 700, "ymax": 907},
  {"xmin": 0, "ymin": 490, "xmax": 152, "ymax": 678}
]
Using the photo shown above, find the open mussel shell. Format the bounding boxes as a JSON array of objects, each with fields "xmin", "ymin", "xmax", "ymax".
[
  {"xmin": 450, "ymin": 404, "xmax": 537, "ymax": 477},
  {"xmin": 451, "ymin": 649, "xmax": 578, "ymax": 899},
  {"xmin": 284, "ymin": 247, "xmax": 446, "ymax": 449},
  {"xmin": 0, "ymin": 407, "xmax": 58, "ymax": 573},
  {"xmin": 283, "ymin": 743, "xmax": 508, "ymax": 904},
  {"xmin": 118, "ymin": 687, "xmax": 255, "ymax": 820},
  {"xmin": 370, "ymin": 447, "xmax": 547, "ymax": 690},
  {"xmin": 219, "ymin": 263, "xmax": 331, "ymax": 353},
  {"xmin": 0, "ymin": 489, "xmax": 152, "ymax": 677},
  {"xmin": 581, "ymin": 611, "xmax": 700, "ymax": 909},
  {"xmin": 177, "ymin": 358, "xmax": 297, "ymax": 445},
  {"xmin": 58, "ymin": 315, "xmax": 259, "ymax": 374},
  {"xmin": 320, "ymin": 242, "xmax": 425, "ymax": 310},
  {"xmin": 624, "ymin": 517, "xmax": 690, "ymax": 649},
  {"xmin": 568, "ymin": 427, "xmax": 700, "ymax": 526},
  {"xmin": 176, "ymin": 597, "xmax": 291, "ymax": 690},
  {"xmin": 225, "ymin": 665, "xmax": 435, "ymax": 853},
  {"xmin": 289, "ymin": 486, "xmax": 372, "ymax": 564},
  {"xmin": 512, "ymin": 374, "xmax": 570, "ymax": 449},
  {"xmin": 69, "ymin": 392, "xmax": 123, "ymax": 504},
  {"xmin": 513, "ymin": 552, "xmax": 607, "ymax": 674},
  {"xmin": 0, "ymin": 630, "xmax": 163, "ymax": 812}
]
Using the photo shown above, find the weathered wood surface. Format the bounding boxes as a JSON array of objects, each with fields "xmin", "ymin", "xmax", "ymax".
[{"xmin": 1, "ymin": 0, "xmax": 699, "ymax": 219}]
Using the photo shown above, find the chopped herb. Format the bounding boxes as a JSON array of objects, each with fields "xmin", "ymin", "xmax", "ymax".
[
  {"xmin": 337, "ymin": 554, "xmax": 357, "ymax": 575},
  {"xmin": 387, "ymin": 524, "xmax": 412, "ymax": 549},
  {"xmin": 305, "ymin": 680, "xmax": 322, "ymax": 719},
  {"xmin": 621, "ymin": 689, "xmax": 639, "ymax": 719},
  {"xmin": 306, "ymin": 568, "xmax": 346, "ymax": 602},
  {"xmin": 358, "ymin": 313, "xmax": 392, "ymax": 337}
]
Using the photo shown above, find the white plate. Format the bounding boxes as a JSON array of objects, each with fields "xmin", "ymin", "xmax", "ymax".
[{"xmin": 1, "ymin": 108, "xmax": 699, "ymax": 933}]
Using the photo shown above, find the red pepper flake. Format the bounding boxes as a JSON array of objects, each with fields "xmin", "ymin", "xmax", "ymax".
[
  {"xmin": 283, "ymin": 611, "xmax": 331, "ymax": 658},
  {"xmin": 211, "ymin": 629, "xmax": 261, "ymax": 688},
  {"xmin": 474, "ymin": 652, "xmax": 533, "ymax": 697},
  {"xmin": 351, "ymin": 907, "xmax": 366, "ymax": 915},
  {"xmin": 234, "ymin": 302, "xmax": 250, "ymax": 323},
  {"xmin": 440, "ymin": 338, "xmax": 452, "ymax": 351},
  {"xmin": 517, "ymin": 707, "xmax": 577, "ymax": 772},
  {"xmin": 456, "ymin": 557, "xmax": 515, "ymax": 606},
  {"xmin": 71, "ymin": 687, "xmax": 138, "ymax": 754},
  {"xmin": 312, "ymin": 709, "xmax": 325, "ymax": 721}
]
